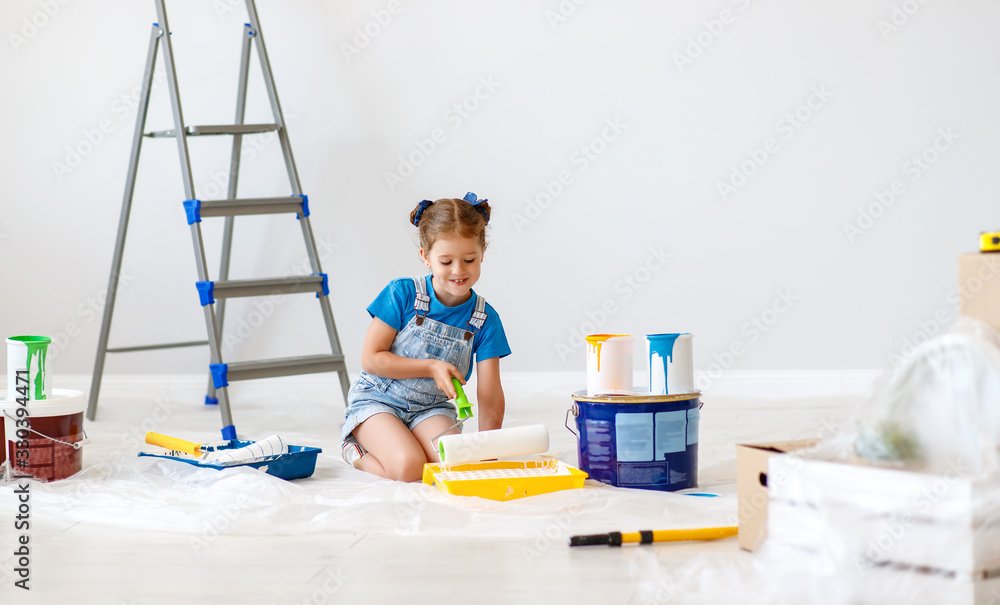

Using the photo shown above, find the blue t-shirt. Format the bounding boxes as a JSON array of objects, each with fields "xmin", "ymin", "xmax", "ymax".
[{"xmin": 366, "ymin": 275, "xmax": 511, "ymax": 378}]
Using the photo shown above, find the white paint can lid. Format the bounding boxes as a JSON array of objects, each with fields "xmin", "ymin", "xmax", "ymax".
[{"xmin": 0, "ymin": 388, "xmax": 86, "ymax": 417}]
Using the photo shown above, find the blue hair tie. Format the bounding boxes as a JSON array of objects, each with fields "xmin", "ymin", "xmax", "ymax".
[
  {"xmin": 412, "ymin": 199, "xmax": 433, "ymax": 226},
  {"xmin": 463, "ymin": 192, "xmax": 490, "ymax": 224}
]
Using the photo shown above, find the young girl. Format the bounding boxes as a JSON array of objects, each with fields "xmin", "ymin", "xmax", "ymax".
[{"xmin": 341, "ymin": 193, "xmax": 510, "ymax": 482}]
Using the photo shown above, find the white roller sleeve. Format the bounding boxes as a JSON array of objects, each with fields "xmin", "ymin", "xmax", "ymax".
[
  {"xmin": 438, "ymin": 424, "xmax": 549, "ymax": 464},
  {"xmin": 206, "ymin": 434, "xmax": 287, "ymax": 464}
]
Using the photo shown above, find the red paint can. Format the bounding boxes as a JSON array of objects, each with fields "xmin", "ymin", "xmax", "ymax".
[{"xmin": 1, "ymin": 389, "xmax": 87, "ymax": 482}]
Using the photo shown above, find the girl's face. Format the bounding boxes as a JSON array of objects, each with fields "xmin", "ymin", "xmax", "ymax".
[{"xmin": 419, "ymin": 234, "xmax": 484, "ymax": 306}]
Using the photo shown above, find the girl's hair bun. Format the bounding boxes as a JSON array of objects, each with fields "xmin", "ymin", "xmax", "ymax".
[{"xmin": 410, "ymin": 199, "xmax": 433, "ymax": 226}]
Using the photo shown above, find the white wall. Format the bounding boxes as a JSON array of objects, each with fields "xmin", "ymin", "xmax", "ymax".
[{"xmin": 1, "ymin": 0, "xmax": 997, "ymax": 382}]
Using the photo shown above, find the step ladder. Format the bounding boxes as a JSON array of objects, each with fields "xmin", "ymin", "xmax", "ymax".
[{"xmin": 87, "ymin": 0, "xmax": 351, "ymax": 439}]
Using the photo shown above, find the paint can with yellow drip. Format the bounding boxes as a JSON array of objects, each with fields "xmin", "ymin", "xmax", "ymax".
[{"xmin": 585, "ymin": 334, "xmax": 634, "ymax": 396}]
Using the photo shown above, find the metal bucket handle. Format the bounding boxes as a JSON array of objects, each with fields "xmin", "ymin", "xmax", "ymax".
[
  {"xmin": 565, "ymin": 403, "xmax": 579, "ymax": 438},
  {"xmin": 2, "ymin": 410, "xmax": 90, "ymax": 449}
]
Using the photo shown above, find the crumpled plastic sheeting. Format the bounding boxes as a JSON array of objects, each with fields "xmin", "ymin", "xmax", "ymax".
[
  {"xmin": 0, "ymin": 454, "xmax": 735, "ymax": 538},
  {"xmin": 831, "ymin": 316, "xmax": 1000, "ymax": 477}
]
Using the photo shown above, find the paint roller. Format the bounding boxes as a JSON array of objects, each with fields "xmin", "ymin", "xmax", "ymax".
[
  {"xmin": 429, "ymin": 379, "xmax": 550, "ymax": 463},
  {"xmin": 144, "ymin": 432, "xmax": 288, "ymax": 464},
  {"xmin": 437, "ymin": 424, "xmax": 550, "ymax": 464}
]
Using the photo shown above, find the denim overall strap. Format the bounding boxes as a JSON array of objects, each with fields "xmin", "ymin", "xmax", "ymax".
[
  {"xmin": 466, "ymin": 295, "xmax": 487, "ymax": 339},
  {"xmin": 412, "ymin": 276, "xmax": 431, "ymax": 324}
]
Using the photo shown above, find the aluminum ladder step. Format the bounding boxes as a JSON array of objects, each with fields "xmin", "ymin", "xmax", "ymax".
[
  {"xmin": 106, "ymin": 340, "xmax": 208, "ymax": 354},
  {"xmin": 194, "ymin": 196, "xmax": 308, "ymax": 219},
  {"xmin": 198, "ymin": 275, "xmax": 327, "ymax": 302},
  {"xmin": 145, "ymin": 123, "xmax": 280, "ymax": 138},
  {"xmin": 213, "ymin": 354, "xmax": 347, "ymax": 385}
]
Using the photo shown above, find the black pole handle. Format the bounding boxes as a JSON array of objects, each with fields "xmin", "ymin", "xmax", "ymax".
[{"xmin": 569, "ymin": 531, "xmax": 622, "ymax": 547}]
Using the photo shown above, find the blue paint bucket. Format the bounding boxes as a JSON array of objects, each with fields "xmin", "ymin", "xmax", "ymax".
[{"xmin": 566, "ymin": 391, "xmax": 701, "ymax": 491}]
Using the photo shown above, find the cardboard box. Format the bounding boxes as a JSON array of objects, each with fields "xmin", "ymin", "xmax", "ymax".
[
  {"xmin": 958, "ymin": 253, "xmax": 1000, "ymax": 331},
  {"xmin": 735, "ymin": 439, "xmax": 818, "ymax": 551}
]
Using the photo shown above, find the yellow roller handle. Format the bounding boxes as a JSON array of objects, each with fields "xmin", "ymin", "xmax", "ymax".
[
  {"xmin": 145, "ymin": 432, "xmax": 202, "ymax": 457},
  {"xmin": 623, "ymin": 526, "xmax": 738, "ymax": 543},
  {"xmin": 570, "ymin": 526, "xmax": 738, "ymax": 547}
]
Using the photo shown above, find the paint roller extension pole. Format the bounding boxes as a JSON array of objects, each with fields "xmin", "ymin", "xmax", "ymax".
[{"xmin": 569, "ymin": 526, "xmax": 738, "ymax": 547}]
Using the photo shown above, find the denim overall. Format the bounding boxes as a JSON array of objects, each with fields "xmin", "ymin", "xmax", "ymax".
[{"xmin": 342, "ymin": 276, "xmax": 488, "ymax": 440}]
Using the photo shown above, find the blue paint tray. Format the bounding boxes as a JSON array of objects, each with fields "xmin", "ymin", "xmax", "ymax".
[{"xmin": 139, "ymin": 439, "xmax": 321, "ymax": 480}]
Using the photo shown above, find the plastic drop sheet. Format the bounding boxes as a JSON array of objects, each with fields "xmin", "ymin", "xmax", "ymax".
[{"xmin": 0, "ymin": 453, "xmax": 735, "ymax": 539}]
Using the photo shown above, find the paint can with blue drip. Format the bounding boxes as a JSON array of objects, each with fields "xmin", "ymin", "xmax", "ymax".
[{"xmin": 646, "ymin": 333, "xmax": 693, "ymax": 396}]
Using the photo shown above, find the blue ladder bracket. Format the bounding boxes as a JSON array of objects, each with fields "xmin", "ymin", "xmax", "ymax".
[
  {"xmin": 204, "ymin": 395, "xmax": 218, "ymax": 406},
  {"xmin": 184, "ymin": 199, "xmax": 202, "ymax": 224},
  {"xmin": 221, "ymin": 425, "xmax": 237, "ymax": 440},
  {"xmin": 315, "ymin": 273, "xmax": 329, "ymax": 298},
  {"xmin": 196, "ymin": 281, "xmax": 215, "ymax": 306},
  {"xmin": 210, "ymin": 363, "xmax": 229, "ymax": 389},
  {"xmin": 294, "ymin": 194, "xmax": 310, "ymax": 219},
  {"xmin": 245, "ymin": 23, "xmax": 255, "ymax": 36}
]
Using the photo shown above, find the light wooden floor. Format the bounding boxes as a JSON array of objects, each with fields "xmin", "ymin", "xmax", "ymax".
[{"xmin": 0, "ymin": 374, "xmax": 859, "ymax": 605}]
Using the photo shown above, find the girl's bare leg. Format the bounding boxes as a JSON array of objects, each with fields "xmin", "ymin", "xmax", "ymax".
[
  {"xmin": 352, "ymin": 413, "xmax": 428, "ymax": 482},
  {"xmin": 411, "ymin": 415, "xmax": 462, "ymax": 463}
]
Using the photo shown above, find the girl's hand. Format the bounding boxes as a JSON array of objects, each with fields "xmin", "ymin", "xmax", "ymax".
[{"xmin": 428, "ymin": 360, "xmax": 464, "ymax": 398}]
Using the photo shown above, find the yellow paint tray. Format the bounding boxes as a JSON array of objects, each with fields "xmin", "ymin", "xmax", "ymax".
[{"xmin": 421, "ymin": 457, "xmax": 588, "ymax": 501}]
